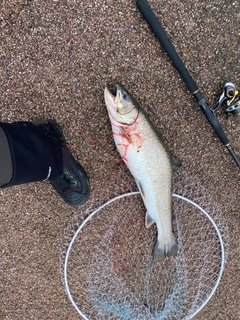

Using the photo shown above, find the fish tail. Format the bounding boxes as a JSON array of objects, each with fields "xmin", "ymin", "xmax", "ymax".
[{"xmin": 153, "ymin": 237, "xmax": 178, "ymax": 261}]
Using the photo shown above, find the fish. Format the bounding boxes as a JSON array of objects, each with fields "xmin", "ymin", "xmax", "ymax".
[{"xmin": 104, "ymin": 84, "xmax": 180, "ymax": 261}]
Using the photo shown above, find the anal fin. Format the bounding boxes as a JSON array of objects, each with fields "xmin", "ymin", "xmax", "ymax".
[{"xmin": 145, "ymin": 212, "xmax": 155, "ymax": 229}]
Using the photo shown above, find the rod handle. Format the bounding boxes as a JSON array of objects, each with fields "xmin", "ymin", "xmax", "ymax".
[{"xmin": 136, "ymin": 0, "xmax": 198, "ymax": 93}]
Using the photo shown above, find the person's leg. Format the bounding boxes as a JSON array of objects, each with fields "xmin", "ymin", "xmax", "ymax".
[
  {"xmin": 0, "ymin": 127, "xmax": 13, "ymax": 186},
  {"xmin": 0, "ymin": 121, "xmax": 63, "ymax": 185},
  {"xmin": 0, "ymin": 120, "xmax": 90, "ymax": 206}
]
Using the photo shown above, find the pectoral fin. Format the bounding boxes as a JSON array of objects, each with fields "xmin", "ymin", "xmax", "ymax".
[{"xmin": 145, "ymin": 212, "xmax": 155, "ymax": 229}]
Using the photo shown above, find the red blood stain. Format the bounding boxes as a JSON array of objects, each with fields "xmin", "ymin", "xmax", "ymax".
[
  {"xmin": 112, "ymin": 120, "xmax": 145, "ymax": 163},
  {"xmin": 91, "ymin": 139, "xmax": 97, "ymax": 147}
]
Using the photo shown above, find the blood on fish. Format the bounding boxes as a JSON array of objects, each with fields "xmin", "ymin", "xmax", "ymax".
[
  {"xmin": 113, "ymin": 130, "xmax": 131, "ymax": 143},
  {"xmin": 112, "ymin": 120, "xmax": 145, "ymax": 164},
  {"xmin": 116, "ymin": 143, "xmax": 129, "ymax": 163}
]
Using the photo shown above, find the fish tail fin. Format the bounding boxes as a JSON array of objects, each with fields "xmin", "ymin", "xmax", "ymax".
[{"xmin": 153, "ymin": 236, "xmax": 178, "ymax": 261}]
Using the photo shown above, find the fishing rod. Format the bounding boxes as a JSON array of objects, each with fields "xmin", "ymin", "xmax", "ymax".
[{"xmin": 136, "ymin": 0, "xmax": 240, "ymax": 167}]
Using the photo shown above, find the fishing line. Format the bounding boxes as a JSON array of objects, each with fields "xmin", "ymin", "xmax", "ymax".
[{"xmin": 63, "ymin": 191, "xmax": 225, "ymax": 320}]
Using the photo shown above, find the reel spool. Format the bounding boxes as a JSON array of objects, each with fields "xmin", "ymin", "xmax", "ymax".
[{"xmin": 215, "ymin": 82, "xmax": 240, "ymax": 116}]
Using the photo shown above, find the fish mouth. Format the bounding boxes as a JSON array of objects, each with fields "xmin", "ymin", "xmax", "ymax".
[
  {"xmin": 104, "ymin": 84, "xmax": 135, "ymax": 115},
  {"xmin": 104, "ymin": 85, "xmax": 120, "ymax": 105},
  {"xmin": 104, "ymin": 84, "xmax": 139, "ymax": 125},
  {"xmin": 104, "ymin": 86, "xmax": 115, "ymax": 106},
  {"xmin": 104, "ymin": 85, "xmax": 121, "ymax": 122}
]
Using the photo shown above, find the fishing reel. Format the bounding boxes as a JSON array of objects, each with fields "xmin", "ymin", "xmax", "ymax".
[{"xmin": 214, "ymin": 82, "xmax": 240, "ymax": 116}]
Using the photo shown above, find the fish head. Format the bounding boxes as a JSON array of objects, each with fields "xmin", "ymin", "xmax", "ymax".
[{"xmin": 104, "ymin": 84, "xmax": 139, "ymax": 125}]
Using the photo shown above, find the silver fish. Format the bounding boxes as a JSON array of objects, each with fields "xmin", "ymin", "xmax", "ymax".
[{"xmin": 104, "ymin": 84, "xmax": 180, "ymax": 261}]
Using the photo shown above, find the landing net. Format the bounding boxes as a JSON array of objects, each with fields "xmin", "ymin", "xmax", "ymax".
[{"xmin": 61, "ymin": 179, "xmax": 228, "ymax": 320}]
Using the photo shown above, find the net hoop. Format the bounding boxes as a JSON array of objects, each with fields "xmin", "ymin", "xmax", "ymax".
[{"xmin": 63, "ymin": 192, "xmax": 225, "ymax": 320}]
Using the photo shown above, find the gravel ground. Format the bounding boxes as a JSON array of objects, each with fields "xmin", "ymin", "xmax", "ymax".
[{"xmin": 0, "ymin": 0, "xmax": 239, "ymax": 319}]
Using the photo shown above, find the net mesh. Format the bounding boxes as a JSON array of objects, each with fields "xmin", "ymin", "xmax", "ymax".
[{"xmin": 60, "ymin": 175, "xmax": 229, "ymax": 320}]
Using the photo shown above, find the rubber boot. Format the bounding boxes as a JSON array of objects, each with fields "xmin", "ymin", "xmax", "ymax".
[
  {"xmin": 0, "ymin": 126, "xmax": 13, "ymax": 186},
  {"xmin": 0, "ymin": 120, "xmax": 90, "ymax": 206}
]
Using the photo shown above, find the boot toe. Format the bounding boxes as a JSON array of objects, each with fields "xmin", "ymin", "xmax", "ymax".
[{"xmin": 50, "ymin": 152, "xmax": 90, "ymax": 206}]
